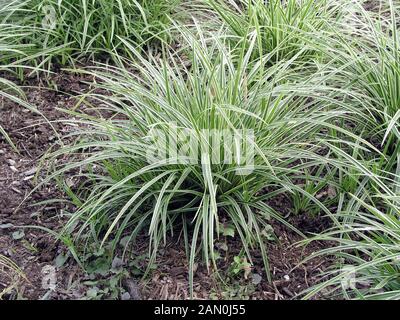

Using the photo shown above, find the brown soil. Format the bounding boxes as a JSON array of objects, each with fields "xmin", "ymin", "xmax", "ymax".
[{"xmin": 142, "ymin": 220, "xmax": 334, "ymax": 300}]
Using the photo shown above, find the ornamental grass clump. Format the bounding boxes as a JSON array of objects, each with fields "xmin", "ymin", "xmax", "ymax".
[
  {"xmin": 41, "ymin": 26, "xmax": 351, "ymax": 295},
  {"xmin": 208, "ymin": 0, "xmax": 340, "ymax": 63},
  {"xmin": 0, "ymin": 0, "xmax": 181, "ymax": 66},
  {"xmin": 307, "ymin": 1, "xmax": 399, "ymax": 158},
  {"xmin": 303, "ymin": 173, "xmax": 400, "ymax": 300}
]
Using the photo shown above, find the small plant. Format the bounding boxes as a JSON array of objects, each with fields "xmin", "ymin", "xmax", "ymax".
[
  {"xmin": 229, "ymin": 255, "xmax": 252, "ymax": 279},
  {"xmin": 291, "ymin": 164, "xmax": 338, "ymax": 215}
]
